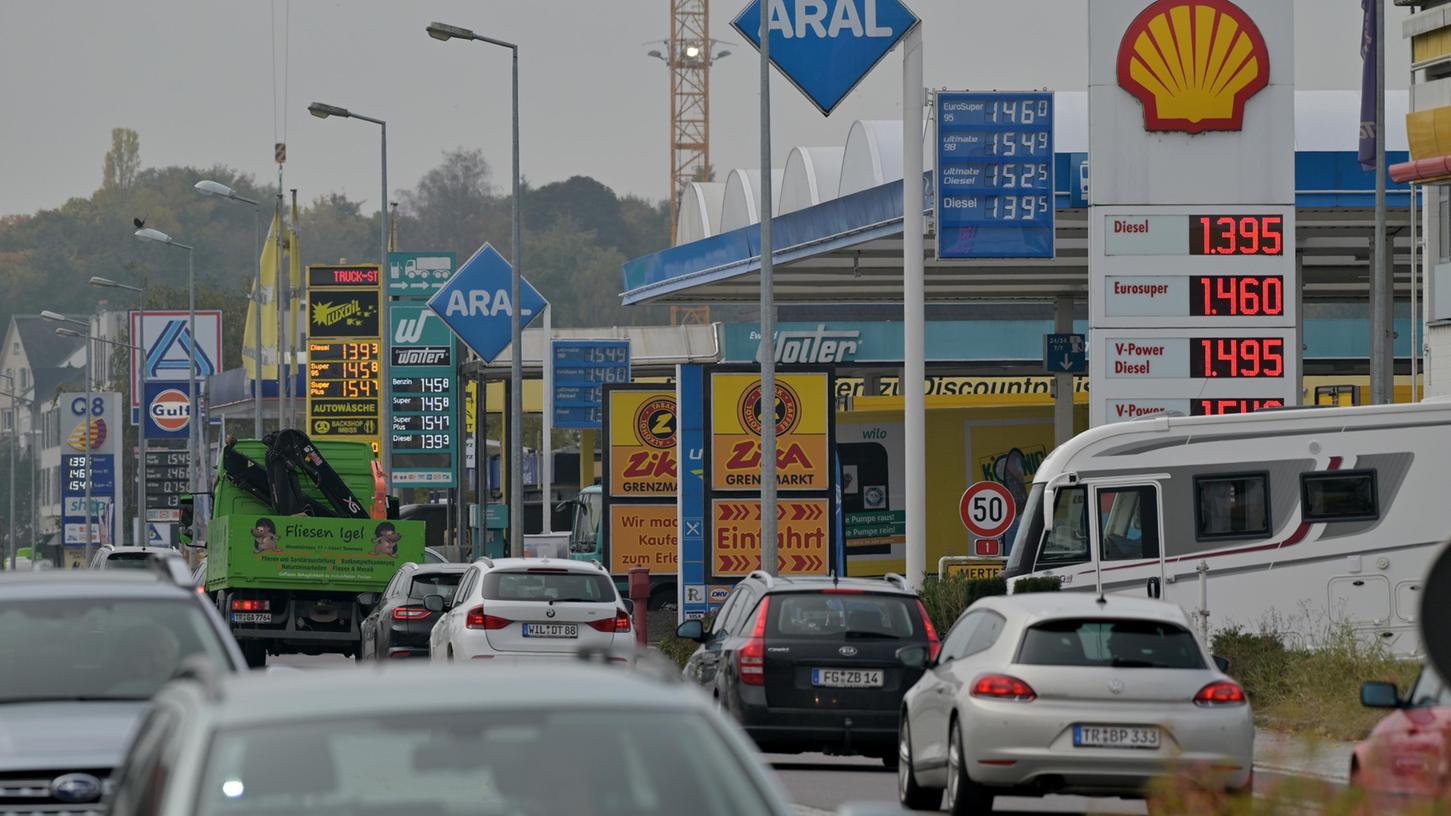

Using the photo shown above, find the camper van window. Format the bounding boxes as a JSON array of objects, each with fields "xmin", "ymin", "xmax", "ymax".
[
  {"xmin": 1036, "ymin": 486, "xmax": 1090, "ymax": 569},
  {"xmin": 1194, "ymin": 474, "xmax": 1270, "ymax": 540},
  {"xmin": 1004, "ymin": 485, "xmax": 1046, "ymax": 574},
  {"xmin": 1097, "ymin": 486, "xmax": 1161, "ymax": 562},
  {"xmin": 1301, "ymin": 470, "xmax": 1378, "ymax": 522}
]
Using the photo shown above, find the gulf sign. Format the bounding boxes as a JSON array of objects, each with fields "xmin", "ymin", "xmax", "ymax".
[
  {"xmin": 710, "ymin": 372, "xmax": 830, "ymax": 492},
  {"xmin": 606, "ymin": 389, "xmax": 677, "ymax": 499},
  {"xmin": 1117, "ymin": 0, "xmax": 1269, "ymax": 133},
  {"xmin": 143, "ymin": 382, "xmax": 193, "ymax": 439},
  {"xmin": 712, "ymin": 499, "xmax": 829, "ymax": 576}
]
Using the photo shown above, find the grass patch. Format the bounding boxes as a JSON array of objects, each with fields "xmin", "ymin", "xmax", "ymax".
[{"xmin": 1211, "ymin": 624, "xmax": 1420, "ymax": 742}]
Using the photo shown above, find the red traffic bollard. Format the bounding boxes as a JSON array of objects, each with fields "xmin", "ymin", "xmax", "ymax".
[{"xmin": 628, "ymin": 567, "xmax": 650, "ymax": 647}]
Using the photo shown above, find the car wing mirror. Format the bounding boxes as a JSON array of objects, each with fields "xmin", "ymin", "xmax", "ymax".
[
  {"xmin": 895, "ymin": 644, "xmax": 931, "ymax": 670},
  {"xmin": 675, "ymin": 618, "xmax": 705, "ymax": 642},
  {"xmin": 622, "ymin": 598, "xmax": 635, "ymax": 616},
  {"xmin": 1361, "ymin": 680, "xmax": 1402, "ymax": 709},
  {"xmin": 423, "ymin": 593, "xmax": 448, "ymax": 614}
]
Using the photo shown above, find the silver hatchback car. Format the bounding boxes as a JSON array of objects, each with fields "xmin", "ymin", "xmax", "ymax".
[{"xmin": 897, "ymin": 593, "xmax": 1253, "ymax": 813}]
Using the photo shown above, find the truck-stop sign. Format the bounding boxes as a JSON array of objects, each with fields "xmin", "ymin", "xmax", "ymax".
[{"xmin": 959, "ymin": 481, "xmax": 1016, "ymax": 539}]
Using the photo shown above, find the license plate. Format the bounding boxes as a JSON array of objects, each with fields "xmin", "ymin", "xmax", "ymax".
[
  {"xmin": 811, "ymin": 668, "xmax": 884, "ymax": 688},
  {"xmin": 230, "ymin": 613, "xmax": 271, "ymax": 623},
  {"xmin": 1073, "ymin": 725, "xmax": 1161, "ymax": 749},
  {"xmin": 523, "ymin": 623, "xmax": 578, "ymax": 639}
]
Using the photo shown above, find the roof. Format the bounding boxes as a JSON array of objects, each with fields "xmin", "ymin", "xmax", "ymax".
[
  {"xmin": 29, "ymin": 364, "xmax": 84, "ymax": 408},
  {"xmin": 0, "ymin": 571, "xmax": 196, "ymax": 598},
  {"xmin": 477, "ymin": 557, "xmax": 607, "ymax": 573},
  {"xmin": 12, "ymin": 315, "xmax": 85, "ymax": 370},
  {"xmin": 198, "ymin": 663, "xmax": 702, "ymax": 727},
  {"xmin": 983, "ymin": 591, "xmax": 1192, "ymax": 624},
  {"xmin": 754, "ymin": 574, "xmax": 915, "ymax": 595}
]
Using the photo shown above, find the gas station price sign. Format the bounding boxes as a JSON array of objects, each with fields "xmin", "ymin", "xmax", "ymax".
[
  {"xmin": 553, "ymin": 340, "xmax": 631, "ymax": 429},
  {"xmin": 307, "ymin": 265, "xmax": 383, "ymax": 454},
  {"xmin": 935, "ymin": 91, "xmax": 1055, "ymax": 260},
  {"xmin": 388, "ymin": 302, "xmax": 458, "ymax": 487}
]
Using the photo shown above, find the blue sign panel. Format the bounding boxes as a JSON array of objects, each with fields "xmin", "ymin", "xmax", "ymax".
[
  {"xmin": 677, "ymin": 365, "xmax": 708, "ymax": 622},
  {"xmin": 732, "ymin": 0, "xmax": 920, "ymax": 116},
  {"xmin": 936, "ymin": 91, "xmax": 1055, "ymax": 259},
  {"xmin": 1044, "ymin": 333, "xmax": 1087, "ymax": 374},
  {"xmin": 427, "ymin": 243, "xmax": 547, "ymax": 363},
  {"xmin": 62, "ymin": 454, "xmax": 115, "ymax": 547},
  {"xmin": 141, "ymin": 381, "xmax": 193, "ymax": 440},
  {"xmin": 552, "ymin": 340, "xmax": 631, "ymax": 429}
]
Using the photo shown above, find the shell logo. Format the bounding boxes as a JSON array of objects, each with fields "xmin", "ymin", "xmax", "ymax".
[
  {"xmin": 1117, "ymin": 0, "xmax": 1270, "ymax": 134},
  {"xmin": 67, "ymin": 418, "xmax": 107, "ymax": 452},
  {"xmin": 149, "ymin": 389, "xmax": 191, "ymax": 432}
]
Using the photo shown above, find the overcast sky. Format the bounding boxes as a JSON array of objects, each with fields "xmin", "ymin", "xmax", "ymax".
[{"xmin": 0, "ymin": 0, "xmax": 1411, "ymax": 218}]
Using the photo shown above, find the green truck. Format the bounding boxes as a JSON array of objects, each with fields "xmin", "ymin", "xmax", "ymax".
[
  {"xmin": 566, "ymin": 484, "xmax": 678, "ymax": 610},
  {"xmin": 203, "ymin": 435, "xmax": 424, "ymax": 666}
]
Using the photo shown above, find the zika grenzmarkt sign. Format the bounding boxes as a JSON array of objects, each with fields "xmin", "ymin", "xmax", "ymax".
[
  {"xmin": 709, "ymin": 371, "xmax": 830, "ymax": 492},
  {"xmin": 606, "ymin": 389, "xmax": 678, "ymax": 499}
]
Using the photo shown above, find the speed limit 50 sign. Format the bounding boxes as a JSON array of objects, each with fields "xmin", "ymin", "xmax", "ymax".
[{"xmin": 959, "ymin": 481, "xmax": 1017, "ymax": 539}]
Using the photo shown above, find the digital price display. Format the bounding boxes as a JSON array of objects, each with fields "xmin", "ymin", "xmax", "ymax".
[
  {"xmin": 392, "ymin": 376, "xmax": 453, "ymax": 394},
  {"xmin": 1190, "ymin": 276, "xmax": 1285, "ymax": 317},
  {"xmin": 1189, "ymin": 337, "xmax": 1286, "ymax": 379},
  {"xmin": 936, "ymin": 91, "xmax": 1054, "ymax": 259},
  {"xmin": 393, "ymin": 414, "xmax": 452, "ymax": 432},
  {"xmin": 307, "ymin": 264, "xmax": 384, "ymax": 454},
  {"xmin": 1192, "ymin": 398, "xmax": 1285, "ymax": 416},
  {"xmin": 553, "ymin": 340, "xmax": 631, "ymax": 429},
  {"xmin": 1189, "ymin": 215, "xmax": 1285, "ymax": 256},
  {"xmin": 309, "ymin": 265, "xmax": 382, "ymax": 288},
  {"xmin": 144, "ymin": 450, "xmax": 189, "ymax": 518},
  {"xmin": 392, "ymin": 395, "xmax": 453, "ymax": 413},
  {"xmin": 388, "ymin": 302, "xmax": 458, "ymax": 486}
]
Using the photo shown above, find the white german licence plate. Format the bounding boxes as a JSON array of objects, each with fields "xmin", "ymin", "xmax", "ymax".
[
  {"xmin": 523, "ymin": 623, "xmax": 578, "ymax": 639},
  {"xmin": 811, "ymin": 668, "xmax": 884, "ymax": 688},
  {"xmin": 230, "ymin": 613, "xmax": 271, "ymax": 623},
  {"xmin": 1073, "ymin": 725, "xmax": 1160, "ymax": 749}
]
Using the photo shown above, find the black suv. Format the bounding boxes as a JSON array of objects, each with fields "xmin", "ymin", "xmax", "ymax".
[
  {"xmin": 676, "ymin": 571, "xmax": 937, "ymax": 765},
  {"xmin": 358, "ymin": 562, "xmax": 468, "ymax": 660}
]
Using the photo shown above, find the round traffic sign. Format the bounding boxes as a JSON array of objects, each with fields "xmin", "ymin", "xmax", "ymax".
[{"xmin": 959, "ymin": 481, "xmax": 1017, "ymax": 539}]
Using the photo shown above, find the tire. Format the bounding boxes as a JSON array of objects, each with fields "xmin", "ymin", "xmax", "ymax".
[
  {"xmin": 240, "ymin": 640, "xmax": 267, "ymax": 669},
  {"xmin": 946, "ymin": 719, "xmax": 993, "ymax": 816},
  {"xmin": 897, "ymin": 714, "xmax": 943, "ymax": 811}
]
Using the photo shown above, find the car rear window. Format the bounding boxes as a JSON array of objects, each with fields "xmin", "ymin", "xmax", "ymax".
[
  {"xmin": 1017, "ymin": 618, "xmax": 1205, "ymax": 669},
  {"xmin": 105, "ymin": 552, "xmax": 155, "ymax": 569},
  {"xmin": 770, "ymin": 593, "xmax": 917, "ymax": 640},
  {"xmin": 409, "ymin": 572, "xmax": 463, "ymax": 603},
  {"xmin": 481, "ymin": 570, "xmax": 616, "ymax": 603}
]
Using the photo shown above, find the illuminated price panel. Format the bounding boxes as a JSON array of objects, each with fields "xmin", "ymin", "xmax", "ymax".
[
  {"xmin": 553, "ymin": 340, "xmax": 631, "ymax": 429},
  {"xmin": 388, "ymin": 302, "xmax": 457, "ymax": 486},
  {"xmin": 1090, "ymin": 329, "xmax": 1299, "ymax": 425},
  {"xmin": 144, "ymin": 450, "xmax": 189, "ymax": 520},
  {"xmin": 307, "ymin": 265, "xmax": 383, "ymax": 454},
  {"xmin": 935, "ymin": 91, "xmax": 1054, "ymax": 259}
]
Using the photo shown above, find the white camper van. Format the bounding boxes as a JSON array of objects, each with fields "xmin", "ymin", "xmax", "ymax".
[{"xmin": 998, "ymin": 402, "xmax": 1451, "ymax": 655}]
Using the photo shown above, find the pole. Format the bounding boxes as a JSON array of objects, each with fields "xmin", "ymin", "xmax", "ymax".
[
  {"xmin": 187, "ymin": 247, "xmax": 199, "ymax": 531},
  {"xmin": 252, "ymin": 206, "xmax": 264, "ymax": 436},
  {"xmin": 276, "ymin": 193, "xmax": 288, "ymax": 429},
  {"xmin": 541, "ymin": 306, "xmax": 553, "ymax": 534},
  {"xmin": 478, "ymin": 372, "xmax": 488, "ymax": 557},
  {"xmin": 5, "ymin": 376, "xmax": 14, "ymax": 571},
  {"xmin": 758, "ymin": 2, "xmax": 778, "ymax": 577},
  {"xmin": 1412, "ymin": 184, "xmax": 1420, "ymax": 402},
  {"xmin": 1372, "ymin": 0, "xmax": 1390, "ymax": 404},
  {"xmin": 83, "ymin": 328, "xmax": 93, "ymax": 563},
  {"xmin": 509, "ymin": 45, "xmax": 524, "ymax": 558},
  {"xmin": 902, "ymin": 26, "xmax": 926, "ymax": 591},
  {"xmin": 1053, "ymin": 297, "xmax": 1074, "ymax": 445},
  {"xmin": 137, "ymin": 278, "xmax": 149, "ymax": 547},
  {"xmin": 379, "ymin": 121, "xmax": 393, "ymax": 487}
]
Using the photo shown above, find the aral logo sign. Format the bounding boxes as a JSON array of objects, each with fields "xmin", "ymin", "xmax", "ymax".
[
  {"xmin": 711, "ymin": 372, "xmax": 829, "ymax": 492},
  {"xmin": 150, "ymin": 389, "xmax": 191, "ymax": 432},
  {"xmin": 1117, "ymin": 0, "xmax": 1269, "ymax": 133}
]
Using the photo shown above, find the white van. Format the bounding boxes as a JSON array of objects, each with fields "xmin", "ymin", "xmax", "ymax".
[{"xmin": 998, "ymin": 402, "xmax": 1451, "ymax": 655}]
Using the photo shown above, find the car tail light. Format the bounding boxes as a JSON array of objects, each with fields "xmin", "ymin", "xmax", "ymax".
[
  {"xmin": 391, "ymin": 606, "xmax": 431, "ymax": 621},
  {"xmin": 1194, "ymin": 681, "xmax": 1246, "ymax": 706},
  {"xmin": 736, "ymin": 597, "xmax": 771, "ymax": 686},
  {"xmin": 971, "ymin": 674, "xmax": 1036, "ymax": 702},
  {"xmin": 589, "ymin": 608, "xmax": 632, "ymax": 633},
  {"xmin": 914, "ymin": 598, "xmax": 941, "ymax": 663},
  {"xmin": 464, "ymin": 605, "xmax": 511, "ymax": 630},
  {"xmin": 231, "ymin": 599, "xmax": 270, "ymax": 612}
]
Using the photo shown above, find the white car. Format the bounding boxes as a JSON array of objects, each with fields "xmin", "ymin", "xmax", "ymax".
[
  {"xmin": 427, "ymin": 557, "xmax": 635, "ymax": 662},
  {"xmin": 897, "ymin": 592, "xmax": 1253, "ymax": 814}
]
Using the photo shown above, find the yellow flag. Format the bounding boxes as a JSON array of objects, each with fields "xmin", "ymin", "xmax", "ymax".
[
  {"xmin": 242, "ymin": 213, "xmax": 282, "ymax": 380},
  {"xmin": 290, "ymin": 218, "xmax": 305, "ymax": 361}
]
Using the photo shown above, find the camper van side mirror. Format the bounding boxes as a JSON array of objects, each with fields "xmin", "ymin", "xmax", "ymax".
[{"xmin": 1146, "ymin": 577, "xmax": 1162, "ymax": 599}]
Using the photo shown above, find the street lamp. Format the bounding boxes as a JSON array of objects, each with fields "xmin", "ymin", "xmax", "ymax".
[
  {"xmin": 0, "ymin": 373, "xmax": 22, "ymax": 571},
  {"xmin": 133, "ymin": 227, "xmax": 201, "ymax": 541},
  {"xmin": 426, "ymin": 20, "xmax": 526, "ymax": 557},
  {"xmin": 41, "ymin": 311, "xmax": 96, "ymax": 560},
  {"xmin": 89, "ymin": 276, "xmax": 149, "ymax": 547},
  {"xmin": 308, "ymin": 100, "xmax": 393, "ymax": 489},
  {"xmin": 195, "ymin": 180, "xmax": 264, "ymax": 437}
]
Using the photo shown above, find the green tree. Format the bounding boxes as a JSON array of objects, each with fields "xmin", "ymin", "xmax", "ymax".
[{"xmin": 102, "ymin": 128, "xmax": 141, "ymax": 191}]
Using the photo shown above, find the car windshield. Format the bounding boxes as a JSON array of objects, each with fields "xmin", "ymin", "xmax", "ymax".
[
  {"xmin": 104, "ymin": 552, "xmax": 158, "ymax": 570},
  {"xmin": 1406, "ymin": 666, "xmax": 1451, "ymax": 708},
  {"xmin": 481, "ymin": 570, "xmax": 615, "ymax": 603},
  {"xmin": 1017, "ymin": 618, "xmax": 1206, "ymax": 669},
  {"xmin": 408, "ymin": 572, "xmax": 462, "ymax": 603},
  {"xmin": 771, "ymin": 594, "xmax": 917, "ymax": 640},
  {"xmin": 195, "ymin": 708, "xmax": 776, "ymax": 816},
  {"xmin": 0, "ymin": 598, "xmax": 231, "ymax": 702}
]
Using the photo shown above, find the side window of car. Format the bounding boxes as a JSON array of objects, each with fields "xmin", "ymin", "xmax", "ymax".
[
  {"xmin": 938, "ymin": 612, "xmax": 983, "ymax": 663},
  {"xmin": 454, "ymin": 570, "xmax": 477, "ymax": 605},
  {"xmin": 961, "ymin": 611, "xmax": 1005, "ymax": 657},
  {"xmin": 710, "ymin": 592, "xmax": 742, "ymax": 636},
  {"xmin": 109, "ymin": 705, "xmax": 180, "ymax": 816},
  {"xmin": 720, "ymin": 588, "xmax": 759, "ymax": 636}
]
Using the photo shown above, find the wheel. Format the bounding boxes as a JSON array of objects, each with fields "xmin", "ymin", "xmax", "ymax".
[
  {"xmin": 946, "ymin": 719, "xmax": 993, "ymax": 816},
  {"xmin": 240, "ymin": 640, "xmax": 267, "ymax": 669},
  {"xmin": 898, "ymin": 714, "xmax": 943, "ymax": 811}
]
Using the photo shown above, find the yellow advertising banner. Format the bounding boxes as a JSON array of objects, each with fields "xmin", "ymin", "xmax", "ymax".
[
  {"xmin": 608, "ymin": 504, "xmax": 679, "ymax": 574},
  {"xmin": 711, "ymin": 372, "xmax": 830, "ymax": 492},
  {"xmin": 606, "ymin": 389, "xmax": 677, "ymax": 499},
  {"xmin": 712, "ymin": 498, "xmax": 828, "ymax": 576}
]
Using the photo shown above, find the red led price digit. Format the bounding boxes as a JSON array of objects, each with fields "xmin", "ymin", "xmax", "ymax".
[
  {"xmin": 1216, "ymin": 217, "xmax": 1238, "ymax": 254},
  {"xmin": 1264, "ymin": 338, "xmax": 1284, "ymax": 377},
  {"xmin": 1262, "ymin": 216, "xmax": 1282, "ymax": 255},
  {"xmin": 1238, "ymin": 217, "xmax": 1260, "ymax": 254},
  {"xmin": 1239, "ymin": 339, "xmax": 1261, "ymax": 377}
]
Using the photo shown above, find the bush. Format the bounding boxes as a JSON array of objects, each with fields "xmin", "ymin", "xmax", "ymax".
[
  {"xmin": 1012, "ymin": 576, "xmax": 1063, "ymax": 595},
  {"xmin": 918, "ymin": 574, "xmax": 1060, "ymax": 633},
  {"xmin": 654, "ymin": 632, "xmax": 700, "ymax": 670}
]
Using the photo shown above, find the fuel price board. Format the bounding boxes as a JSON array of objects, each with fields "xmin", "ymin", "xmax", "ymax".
[
  {"xmin": 389, "ymin": 303, "xmax": 458, "ymax": 486},
  {"xmin": 307, "ymin": 265, "xmax": 383, "ymax": 453},
  {"xmin": 552, "ymin": 340, "xmax": 631, "ymax": 429},
  {"xmin": 935, "ymin": 91, "xmax": 1054, "ymax": 259}
]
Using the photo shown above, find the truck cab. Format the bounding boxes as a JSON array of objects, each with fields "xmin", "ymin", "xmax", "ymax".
[{"xmin": 567, "ymin": 484, "xmax": 677, "ymax": 610}]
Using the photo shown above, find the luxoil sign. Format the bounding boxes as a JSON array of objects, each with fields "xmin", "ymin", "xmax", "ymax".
[{"xmin": 710, "ymin": 372, "xmax": 829, "ymax": 492}]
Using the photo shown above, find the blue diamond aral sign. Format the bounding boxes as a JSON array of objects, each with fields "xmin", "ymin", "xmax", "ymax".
[
  {"xmin": 733, "ymin": 0, "xmax": 920, "ymax": 116},
  {"xmin": 427, "ymin": 243, "xmax": 547, "ymax": 364}
]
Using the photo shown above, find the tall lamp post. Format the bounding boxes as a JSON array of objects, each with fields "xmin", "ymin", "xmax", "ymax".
[
  {"xmin": 195, "ymin": 180, "xmax": 264, "ymax": 436},
  {"xmin": 40, "ymin": 311, "xmax": 95, "ymax": 560},
  {"xmin": 306, "ymin": 101, "xmax": 392, "ymax": 488},
  {"xmin": 89, "ymin": 277, "xmax": 147, "ymax": 546},
  {"xmin": 132, "ymin": 228, "xmax": 200, "ymax": 531},
  {"xmin": 0, "ymin": 373, "xmax": 22, "ymax": 570},
  {"xmin": 426, "ymin": 21, "xmax": 525, "ymax": 557}
]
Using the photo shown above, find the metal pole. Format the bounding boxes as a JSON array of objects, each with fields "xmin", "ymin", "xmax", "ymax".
[
  {"xmin": 509, "ymin": 45, "xmax": 524, "ymax": 558},
  {"xmin": 379, "ymin": 121, "xmax": 393, "ymax": 486},
  {"xmin": 136, "ymin": 282, "xmax": 147, "ymax": 545},
  {"xmin": 4, "ymin": 375, "xmax": 14, "ymax": 570},
  {"xmin": 83, "ymin": 329, "xmax": 93, "ymax": 563},
  {"xmin": 758, "ymin": 1, "xmax": 778, "ymax": 577},
  {"xmin": 541, "ymin": 306, "xmax": 553, "ymax": 534},
  {"xmin": 276, "ymin": 193, "xmax": 288, "ymax": 430},
  {"xmin": 187, "ymin": 247, "xmax": 199, "ymax": 526},
  {"xmin": 1372, "ymin": 0, "xmax": 1390, "ymax": 404},
  {"xmin": 477, "ymin": 372, "xmax": 487, "ymax": 558},
  {"xmin": 252, "ymin": 206, "xmax": 264, "ymax": 436},
  {"xmin": 1053, "ymin": 297, "xmax": 1074, "ymax": 445},
  {"xmin": 1412, "ymin": 184, "xmax": 1420, "ymax": 403},
  {"xmin": 903, "ymin": 26, "xmax": 926, "ymax": 590}
]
